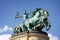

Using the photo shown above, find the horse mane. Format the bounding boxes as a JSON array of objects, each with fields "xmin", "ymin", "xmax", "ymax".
[{"xmin": 32, "ymin": 8, "xmax": 42, "ymax": 17}]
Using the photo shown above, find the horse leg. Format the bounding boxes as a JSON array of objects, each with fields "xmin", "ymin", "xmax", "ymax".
[{"xmin": 46, "ymin": 20, "xmax": 51, "ymax": 31}]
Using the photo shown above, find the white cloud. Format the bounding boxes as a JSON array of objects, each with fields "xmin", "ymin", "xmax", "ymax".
[
  {"xmin": 0, "ymin": 25, "xmax": 13, "ymax": 33},
  {"xmin": 4, "ymin": 25, "xmax": 9, "ymax": 31},
  {"xmin": 48, "ymin": 33, "xmax": 59, "ymax": 40},
  {"xmin": 0, "ymin": 34, "xmax": 11, "ymax": 40}
]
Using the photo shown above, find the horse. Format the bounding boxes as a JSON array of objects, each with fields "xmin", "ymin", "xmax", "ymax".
[
  {"xmin": 23, "ymin": 8, "xmax": 42, "ymax": 30},
  {"xmin": 31, "ymin": 8, "xmax": 51, "ymax": 31},
  {"xmin": 24, "ymin": 8, "xmax": 51, "ymax": 31}
]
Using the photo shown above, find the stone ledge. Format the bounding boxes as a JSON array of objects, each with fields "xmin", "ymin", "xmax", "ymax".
[
  {"xmin": 10, "ymin": 31, "xmax": 49, "ymax": 40},
  {"xmin": 12, "ymin": 31, "xmax": 48, "ymax": 37}
]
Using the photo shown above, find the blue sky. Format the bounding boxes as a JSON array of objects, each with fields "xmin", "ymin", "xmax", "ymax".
[{"xmin": 0, "ymin": 0, "xmax": 60, "ymax": 40}]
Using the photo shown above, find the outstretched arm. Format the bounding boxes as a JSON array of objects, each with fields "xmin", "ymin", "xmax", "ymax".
[{"xmin": 15, "ymin": 12, "xmax": 23, "ymax": 19}]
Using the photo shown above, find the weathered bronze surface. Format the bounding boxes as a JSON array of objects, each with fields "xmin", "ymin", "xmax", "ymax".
[{"xmin": 14, "ymin": 8, "xmax": 51, "ymax": 34}]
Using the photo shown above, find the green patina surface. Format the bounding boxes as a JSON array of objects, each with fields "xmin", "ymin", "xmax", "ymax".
[{"xmin": 14, "ymin": 8, "xmax": 51, "ymax": 34}]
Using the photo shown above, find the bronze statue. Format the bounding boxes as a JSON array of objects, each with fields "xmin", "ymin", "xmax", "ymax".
[{"xmin": 14, "ymin": 8, "xmax": 51, "ymax": 34}]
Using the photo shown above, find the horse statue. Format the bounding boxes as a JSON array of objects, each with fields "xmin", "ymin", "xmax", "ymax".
[{"xmin": 14, "ymin": 8, "xmax": 51, "ymax": 34}]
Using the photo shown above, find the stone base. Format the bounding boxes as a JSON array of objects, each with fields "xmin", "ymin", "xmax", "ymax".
[{"xmin": 10, "ymin": 31, "xmax": 49, "ymax": 40}]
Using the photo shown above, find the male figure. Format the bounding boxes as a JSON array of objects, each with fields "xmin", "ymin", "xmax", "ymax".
[{"xmin": 15, "ymin": 10, "xmax": 29, "ymax": 21}]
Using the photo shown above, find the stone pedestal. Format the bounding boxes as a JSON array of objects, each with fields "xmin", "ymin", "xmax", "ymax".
[{"xmin": 10, "ymin": 31, "xmax": 49, "ymax": 40}]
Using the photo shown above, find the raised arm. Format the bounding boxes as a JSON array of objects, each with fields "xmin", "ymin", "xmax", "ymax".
[{"xmin": 15, "ymin": 11, "xmax": 23, "ymax": 19}]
